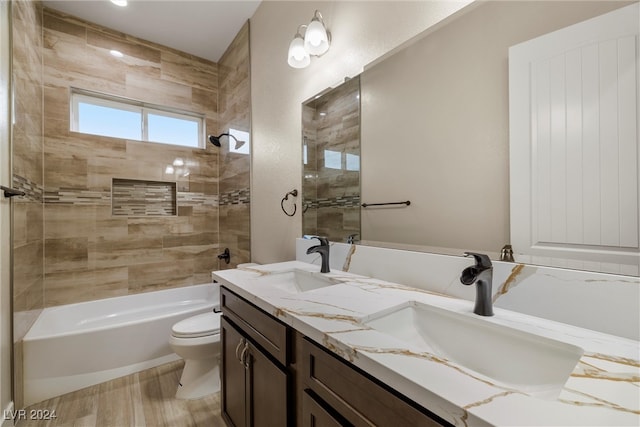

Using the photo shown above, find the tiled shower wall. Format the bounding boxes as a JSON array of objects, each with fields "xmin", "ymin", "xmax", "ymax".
[
  {"xmin": 41, "ymin": 8, "xmax": 220, "ymax": 306},
  {"xmin": 302, "ymin": 77, "xmax": 360, "ymax": 243},
  {"xmin": 10, "ymin": 4, "xmax": 251, "ymax": 409},
  {"xmin": 218, "ymin": 22, "xmax": 251, "ymax": 269},
  {"xmin": 12, "ymin": 0, "xmax": 44, "ymax": 409}
]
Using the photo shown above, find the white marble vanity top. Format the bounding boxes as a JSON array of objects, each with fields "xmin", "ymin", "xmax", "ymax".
[{"xmin": 213, "ymin": 261, "xmax": 640, "ymax": 427}]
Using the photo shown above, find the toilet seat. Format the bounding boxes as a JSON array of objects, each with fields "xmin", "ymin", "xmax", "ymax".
[{"xmin": 171, "ymin": 312, "xmax": 221, "ymax": 338}]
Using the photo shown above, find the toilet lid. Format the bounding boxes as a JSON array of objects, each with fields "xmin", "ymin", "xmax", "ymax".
[{"xmin": 172, "ymin": 312, "xmax": 221, "ymax": 338}]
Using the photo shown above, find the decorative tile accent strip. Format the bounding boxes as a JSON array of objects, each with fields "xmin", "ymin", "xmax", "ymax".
[
  {"xmin": 112, "ymin": 179, "xmax": 176, "ymax": 216},
  {"xmin": 219, "ymin": 187, "xmax": 250, "ymax": 205},
  {"xmin": 12, "ymin": 174, "xmax": 44, "ymax": 203},
  {"xmin": 45, "ymin": 187, "xmax": 111, "ymax": 205},
  {"xmin": 304, "ymin": 194, "xmax": 361, "ymax": 209},
  {"xmin": 177, "ymin": 192, "xmax": 218, "ymax": 207}
]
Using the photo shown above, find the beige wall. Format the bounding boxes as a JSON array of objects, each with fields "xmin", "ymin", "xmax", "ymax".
[
  {"xmin": 41, "ymin": 8, "xmax": 220, "ymax": 307},
  {"xmin": 250, "ymin": 0, "xmax": 635, "ymax": 263},
  {"xmin": 250, "ymin": 0, "xmax": 472, "ymax": 263},
  {"xmin": 359, "ymin": 1, "xmax": 632, "ymax": 255}
]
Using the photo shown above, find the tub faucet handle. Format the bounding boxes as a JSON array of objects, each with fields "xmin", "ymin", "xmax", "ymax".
[{"xmin": 217, "ymin": 248, "xmax": 231, "ymax": 264}]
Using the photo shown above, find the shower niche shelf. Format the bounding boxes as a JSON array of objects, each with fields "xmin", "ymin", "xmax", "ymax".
[{"xmin": 112, "ymin": 178, "xmax": 177, "ymax": 216}]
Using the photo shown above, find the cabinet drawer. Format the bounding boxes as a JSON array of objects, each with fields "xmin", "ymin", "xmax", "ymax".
[
  {"xmin": 221, "ymin": 286, "xmax": 289, "ymax": 366},
  {"xmin": 302, "ymin": 389, "xmax": 350, "ymax": 427},
  {"xmin": 301, "ymin": 338, "xmax": 444, "ymax": 427}
]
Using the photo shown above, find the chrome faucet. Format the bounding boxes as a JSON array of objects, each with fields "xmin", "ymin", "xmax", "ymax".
[
  {"xmin": 306, "ymin": 236, "xmax": 330, "ymax": 273},
  {"xmin": 460, "ymin": 252, "xmax": 494, "ymax": 316}
]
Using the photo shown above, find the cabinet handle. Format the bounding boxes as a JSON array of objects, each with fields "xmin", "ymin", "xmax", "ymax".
[
  {"xmin": 235, "ymin": 338, "xmax": 245, "ymax": 362},
  {"xmin": 240, "ymin": 342, "xmax": 250, "ymax": 369}
]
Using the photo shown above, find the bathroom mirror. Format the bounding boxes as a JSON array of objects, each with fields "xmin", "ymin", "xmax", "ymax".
[
  {"xmin": 301, "ymin": 0, "xmax": 639, "ymax": 276},
  {"xmin": 302, "ymin": 76, "xmax": 361, "ymax": 243}
]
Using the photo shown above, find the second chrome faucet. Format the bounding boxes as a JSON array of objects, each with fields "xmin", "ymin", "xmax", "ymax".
[{"xmin": 460, "ymin": 252, "xmax": 494, "ymax": 316}]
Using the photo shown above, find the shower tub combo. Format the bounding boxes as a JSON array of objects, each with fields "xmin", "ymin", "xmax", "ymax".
[{"xmin": 22, "ymin": 282, "xmax": 219, "ymax": 407}]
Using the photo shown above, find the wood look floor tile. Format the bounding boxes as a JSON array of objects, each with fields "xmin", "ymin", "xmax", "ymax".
[{"xmin": 22, "ymin": 361, "xmax": 223, "ymax": 427}]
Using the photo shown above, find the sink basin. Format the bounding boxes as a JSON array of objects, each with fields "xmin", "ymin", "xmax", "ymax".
[
  {"xmin": 364, "ymin": 302, "xmax": 584, "ymax": 399},
  {"xmin": 253, "ymin": 269, "xmax": 341, "ymax": 294}
]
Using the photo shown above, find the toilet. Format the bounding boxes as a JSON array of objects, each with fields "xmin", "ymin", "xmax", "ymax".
[{"xmin": 169, "ymin": 310, "xmax": 222, "ymax": 399}]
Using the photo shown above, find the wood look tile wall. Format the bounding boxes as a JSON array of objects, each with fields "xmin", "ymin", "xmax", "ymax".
[
  {"xmin": 10, "ymin": 4, "xmax": 251, "ymax": 409},
  {"xmin": 218, "ymin": 22, "xmax": 251, "ymax": 269},
  {"xmin": 41, "ymin": 8, "xmax": 220, "ymax": 306},
  {"xmin": 12, "ymin": 0, "xmax": 45, "ymax": 409}
]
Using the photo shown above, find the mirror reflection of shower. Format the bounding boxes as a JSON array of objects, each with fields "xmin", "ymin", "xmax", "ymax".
[{"xmin": 301, "ymin": 76, "xmax": 361, "ymax": 243}]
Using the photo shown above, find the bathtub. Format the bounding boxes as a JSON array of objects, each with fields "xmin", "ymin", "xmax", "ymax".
[{"xmin": 22, "ymin": 282, "xmax": 219, "ymax": 406}]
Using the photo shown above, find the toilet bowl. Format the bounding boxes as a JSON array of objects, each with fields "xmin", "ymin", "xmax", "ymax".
[{"xmin": 169, "ymin": 311, "xmax": 222, "ymax": 399}]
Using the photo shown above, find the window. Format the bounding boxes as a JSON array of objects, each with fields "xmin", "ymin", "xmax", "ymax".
[
  {"xmin": 71, "ymin": 89, "xmax": 205, "ymax": 148},
  {"xmin": 324, "ymin": 149, "xmax": 342, "ymax": 169},
  {"xmin": 322, "ymin": 150, "xmax": 360, "ymax": 171},
  {"xmin": 346, "ymin": 153, "xmax": 360, "ymax": 171}
]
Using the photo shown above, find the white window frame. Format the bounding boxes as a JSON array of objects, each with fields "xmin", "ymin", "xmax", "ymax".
[{"xmin": 70, "ymin": 88, "xmax": 206, "ymax": 149}]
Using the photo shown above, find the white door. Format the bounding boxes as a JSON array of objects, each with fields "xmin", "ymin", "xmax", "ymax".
[{"xmin": 509, "ymin": 3, "xmax": 639, "ymax": 275}]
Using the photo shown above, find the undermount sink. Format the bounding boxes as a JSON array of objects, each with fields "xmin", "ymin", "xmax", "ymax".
[
  {"xmin": 364, "ymin": 302, "xmax": 584, "ymax": 399},
  {"xmin": 254, "ymin": 269, "xmax": 341, "ymax": 294}
]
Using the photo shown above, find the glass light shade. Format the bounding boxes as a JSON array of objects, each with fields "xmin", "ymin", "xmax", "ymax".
[
  {"xmin": 304, "ymin": 19, "xmax": 329, "ymax": 56},
  {"xmin": 288, "ymin": 35, "xmax": 310, "ymax": 68}
]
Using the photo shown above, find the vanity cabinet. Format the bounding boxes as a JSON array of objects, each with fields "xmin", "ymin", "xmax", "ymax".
[
  {"xmin": 299, "ymin": 338, "xmax": 447, "ymax": 427},
  {"xmin": 220, "ymin": 286, "xmax": 448, "ymax": 427},
  {"xmin": 220, "ymin": 287, "xmax": 290, "ymax": 427}
]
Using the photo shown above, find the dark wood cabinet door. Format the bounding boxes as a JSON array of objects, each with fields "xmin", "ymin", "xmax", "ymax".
[
  {"xmin": 221, "ymin": 317, "xmax": 248, "ymax": 427},
  {"xmin": 247, "ymin": 341, "xmax": 288, "ymax": 427}
]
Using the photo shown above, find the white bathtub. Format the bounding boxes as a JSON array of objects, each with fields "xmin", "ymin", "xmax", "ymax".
[{"xmin": 23, "ymin": 283, "xmax": 219, "ymax": 406}]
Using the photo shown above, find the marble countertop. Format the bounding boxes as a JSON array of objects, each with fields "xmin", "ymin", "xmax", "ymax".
[{"xmin": 212, "ymin": 261, "xmax": 640, "ymax": 427}]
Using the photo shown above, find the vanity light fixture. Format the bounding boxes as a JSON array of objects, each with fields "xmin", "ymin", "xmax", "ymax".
[
  {"xmin": 287, "ymin": 10, "xmax": 331, "ymax": 69},
  {"xmin": 304, "ymin": 10, "xmax": 330, "ymax": 56},
  {"xmin": 287, "ymin": 25, "xmax": 311, "ymax": 69}
]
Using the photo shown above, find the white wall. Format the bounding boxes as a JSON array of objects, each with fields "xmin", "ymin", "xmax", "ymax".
[
  {"xmin": 0, "ymin": 0, "xmax": 13, "ymax": 421},
  {"xmin": 249, "ymin": 1, "xmax": 472, "ymax": 263}
]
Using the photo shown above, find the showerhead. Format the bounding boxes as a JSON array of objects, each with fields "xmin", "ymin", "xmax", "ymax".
[
  {"xmin": 208, "ymin": 134, "xmax": 222, "ymax": 147},
  {"xmin": 208, "ymin": 133, "xmax": 246, "ymax": 150}
]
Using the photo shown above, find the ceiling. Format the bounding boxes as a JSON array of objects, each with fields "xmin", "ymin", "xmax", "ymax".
[{"xmin": 42, "ymin": 0, "xmax": 262, "ymax": 62}]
